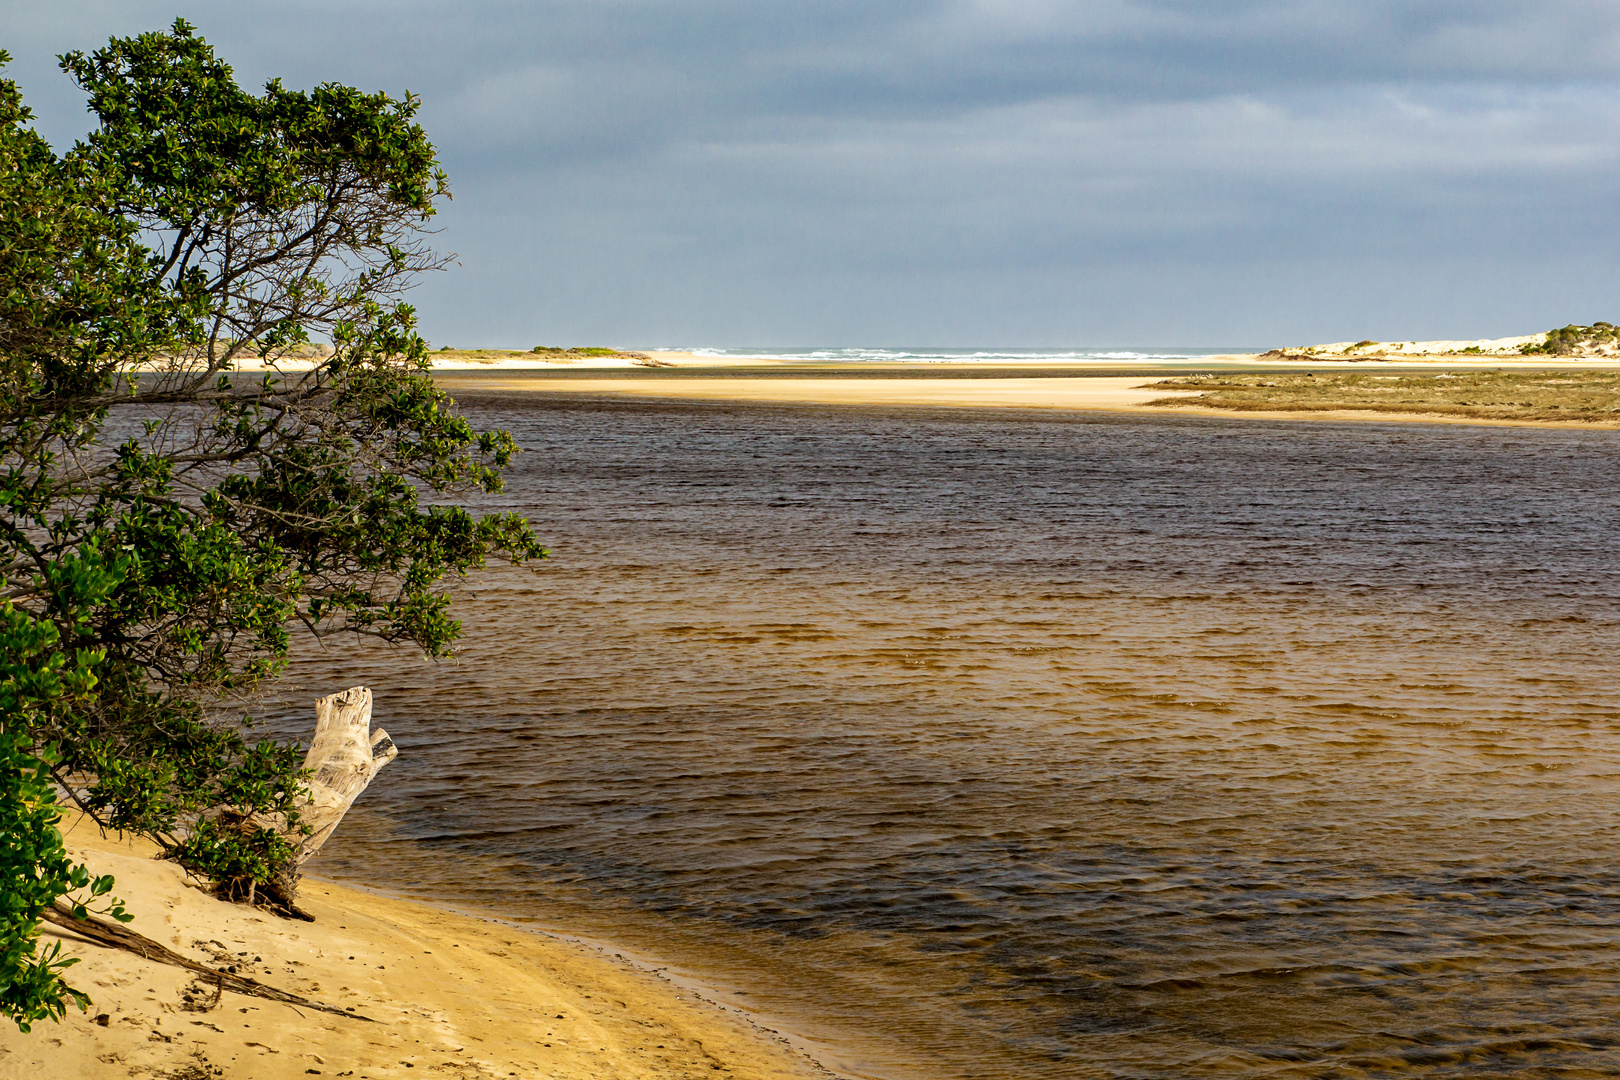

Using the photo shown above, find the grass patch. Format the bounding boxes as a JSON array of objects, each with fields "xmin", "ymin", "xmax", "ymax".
[
  {"xmin": 529, "ymin": 346, "xmax": 648, "ymax": 359},
  {"xmin": 425, "ymin": 347, "xmax": 652, "ymax": 364},
  {"xmin": 1142, "ymin": 370, "xmax": 1620, "ymax": 423}
]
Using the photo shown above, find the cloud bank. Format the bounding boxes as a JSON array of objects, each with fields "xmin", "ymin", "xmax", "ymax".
[{"xmin": 7, "ymin": 1, "xmax": 1620, "ymax": 346}]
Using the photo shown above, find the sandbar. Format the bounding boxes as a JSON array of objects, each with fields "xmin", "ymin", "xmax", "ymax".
[
  {"xmin": 431, "ymin": 370, "xmax": 1620, "ymax": 428},
  {"xmin": 435, "ymin": 374, "xmax": 1195, "ymax": 412},
  {"xmin": 184, "ymin": 347, "xmax": 1620, "ymax": 428}
]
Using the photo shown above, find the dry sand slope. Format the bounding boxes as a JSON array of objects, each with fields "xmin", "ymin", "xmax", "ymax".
[{"xmin": 3, "ymin": 824, "xmax": 826, "ymax": 1080}]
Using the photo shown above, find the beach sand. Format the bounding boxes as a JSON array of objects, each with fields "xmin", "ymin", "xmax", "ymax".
[
  {"xmin": 435, "ymin": 374, "xmax": 1198, "ymax": 412},
  {"xmin": 1, "ymin": 822, "xmax": 827, "ymax": 1080}
]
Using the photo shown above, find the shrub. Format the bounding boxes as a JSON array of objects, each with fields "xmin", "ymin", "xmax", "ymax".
[{"xmin": 0, "ymin": 599, "xmax": 132, "ymax": 1031}]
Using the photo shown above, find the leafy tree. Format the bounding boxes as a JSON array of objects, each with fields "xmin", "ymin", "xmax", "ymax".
[
  {"xmin": 0, "ymin": 593, "xmax": 133, "ymax": 1032},
  {"xmin": 0, "ymin": 21, "xmax": 543, "ymax": 1025}
]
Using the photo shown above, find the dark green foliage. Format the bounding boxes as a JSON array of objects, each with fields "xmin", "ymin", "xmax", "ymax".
[
  {"xmin": 1519, "ymin": 323, "xmax": 1620, "ymax": 355},
  {"xmin": 0, "ymin": 22, "xmax": 543, "ymax": 1026},
  {"xmin": 171, "ymin": 807, "xmax": 302, "ymax": 906},
  {"xmin": 0, "ymin": 596, "xmax": 133, "ymax": 1032},
  {"xmin": 530, "ymin": 346, "xmax": 636, "ymax": 357}
]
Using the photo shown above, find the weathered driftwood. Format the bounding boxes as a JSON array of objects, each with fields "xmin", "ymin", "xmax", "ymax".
[
  {"xmin": 41, "ymin": 901, "xmax": 372, "ymax": 1021},
  {"xmin": 184, "ymin": 688, "xmax": 396, "ymax": 915},
  {"xmin": 291, "ymin": 686, "xmax": 397, "ymax": 866}
]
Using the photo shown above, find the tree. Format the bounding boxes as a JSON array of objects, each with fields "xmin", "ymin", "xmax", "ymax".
[{"xmin": 0, "ymin": 21, "xmax": 543, "ymax": 1027}]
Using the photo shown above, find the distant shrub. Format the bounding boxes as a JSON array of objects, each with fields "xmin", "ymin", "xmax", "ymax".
[
  {"xmin": 1351, "ymin": 340, "xmax": 1378, "ymax": 350},
  {"xmin": 1520, "ymin": 324, "xmax": 1614, "ymax": 356},
  {"xmin": 531, "ymin": 346, "xmax": 628, "ymax": 357}
]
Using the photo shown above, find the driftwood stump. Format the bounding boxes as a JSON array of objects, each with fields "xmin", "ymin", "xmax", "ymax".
[
  {"xmin": 44, "ymin": 693, "xmax": 396, "ymax": 1007},
  {"xmin": 292, "ymin": 686, "xmax": 397, "ymax": 866},
  {"xmin": 201, "ymin": 687, "xmax": 397, "ymax": 915}
]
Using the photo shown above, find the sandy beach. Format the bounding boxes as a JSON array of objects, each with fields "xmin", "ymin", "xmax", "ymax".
[
  {"xmin": 1, "ymin": 822, "xmax": 826, "ymax": 1080},
  {"xmin": 435, "ymin": 374, "xmax": 1199, "ymax": 412}
]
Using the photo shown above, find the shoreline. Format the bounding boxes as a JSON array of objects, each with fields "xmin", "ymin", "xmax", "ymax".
[
  {"xmin": 1, "ymin": 822, "xmax": 833, "ymax": 1080},
  {"xmin": 313, "ymin": 878, "xmax": 860, "ymax": 1080}
]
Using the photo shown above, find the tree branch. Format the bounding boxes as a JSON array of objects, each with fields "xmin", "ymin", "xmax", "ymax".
[{"xmin": 42, "ymin": 901, "xmax": 372, "ymax": 1021}]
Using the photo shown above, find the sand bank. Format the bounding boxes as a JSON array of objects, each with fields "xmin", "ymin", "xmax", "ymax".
[
  {"xmin": 0, "ymin": 823, "xmax": 826, "ymax": 1080},
  {"xmin": 435, "ymin": 374, "xmax": 1194, "ymax": 411},
  {"xmin": 430, "ymin": 371, "xmax": 1620, "ymax": 428}
]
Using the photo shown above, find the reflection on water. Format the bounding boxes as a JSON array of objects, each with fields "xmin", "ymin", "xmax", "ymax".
[{"xmin": 267, "ymin": 397, "xmax": 1620, "ymax": 1078}]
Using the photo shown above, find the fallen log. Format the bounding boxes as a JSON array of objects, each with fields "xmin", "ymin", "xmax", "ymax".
[{"xmin": 41, "ymin": 901, "xmax": 372, "ymax": 1021}]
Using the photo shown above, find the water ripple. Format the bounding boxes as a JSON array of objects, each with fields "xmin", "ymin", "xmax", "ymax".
[{"xmin": 266, "ymin": 400, "xmax": 1620, "ymax": 1079}]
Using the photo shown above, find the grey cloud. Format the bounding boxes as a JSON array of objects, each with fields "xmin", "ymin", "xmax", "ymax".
[{"xmin": 5, "ymin": 1, "xmax": 1620, "ymax": 345}]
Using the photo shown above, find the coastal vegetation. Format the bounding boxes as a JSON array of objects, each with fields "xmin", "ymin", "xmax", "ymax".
[
  {"xmin": 1143, "ymin": 371, "xmax": 1620, "ymax": 422},
  {"xmin": 530, "ymin": 345, "xmax": 637, "ymax": 358},
  {"xmin": 1265, "ymin": 323, "xmax": 1620, "ymax": 359},
  {"xmin": 1519, "ymin": 323, "xmax": 1620, "ymax": 356},
  {"xmin": 0, "ymin": 21, "xmax": 542, "ymax": 1029},
  {"xmin": 418, "ymin": 346, "xmax": 652, "ymax": 362}
]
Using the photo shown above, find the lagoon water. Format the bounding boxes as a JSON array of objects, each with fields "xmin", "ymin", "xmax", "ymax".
[{"xmin": 272, "ymin": 395, "xmax": 1620, "ymax": 1079}]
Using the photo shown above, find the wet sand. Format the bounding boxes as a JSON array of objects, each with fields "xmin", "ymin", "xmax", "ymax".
[
  {"xmin": 0, "ymin": 822, "xmax": 826, "ymax": 1080},
  {"xmin": 434, "ymin": 374, "xmax": 1197, "ymax": 413}
]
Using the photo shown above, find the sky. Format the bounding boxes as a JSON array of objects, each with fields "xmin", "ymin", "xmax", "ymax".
[{"xmin": 5, "ymin": 1, "xmax": 1620, "ymax": 349}]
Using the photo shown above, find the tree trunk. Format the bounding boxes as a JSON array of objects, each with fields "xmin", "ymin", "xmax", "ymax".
[{"xmin": 292, "ymin": 686, "xmax": 397, "ymax": 866}]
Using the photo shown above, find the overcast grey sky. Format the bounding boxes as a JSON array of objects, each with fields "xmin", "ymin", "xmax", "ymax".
[{"xmin": 6, "ymin": 2, "xmax": 1619, "ymax": 347}]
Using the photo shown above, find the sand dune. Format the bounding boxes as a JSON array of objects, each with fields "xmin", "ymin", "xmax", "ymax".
[{"xmin": 1300, "ymin": 334, "xmax": 1541, "ymax": 356}]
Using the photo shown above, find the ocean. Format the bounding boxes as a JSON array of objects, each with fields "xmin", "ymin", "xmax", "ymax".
[{"xmin": 268, "ymin": 390, "xmax": 1620, "ymax": 1078}]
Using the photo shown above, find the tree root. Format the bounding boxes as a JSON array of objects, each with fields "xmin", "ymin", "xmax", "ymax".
[{"xmin": 42, "ymin": 902, "xmax": 373, "ymax": 1022}]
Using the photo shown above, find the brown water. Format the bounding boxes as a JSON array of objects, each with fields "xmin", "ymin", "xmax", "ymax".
[{"xmin": 267, "ymin": 394, "xmax": 1620, "ymax": 1079}]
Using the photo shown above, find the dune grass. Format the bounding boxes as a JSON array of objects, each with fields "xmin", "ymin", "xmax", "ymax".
[
  {"xmin": 1143, "ymin": 370, "xmax": 1620, "ymax": 423},
  {"xmin": 426, "ymin": 347, "xmax": 650, "ymax": 363}
]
